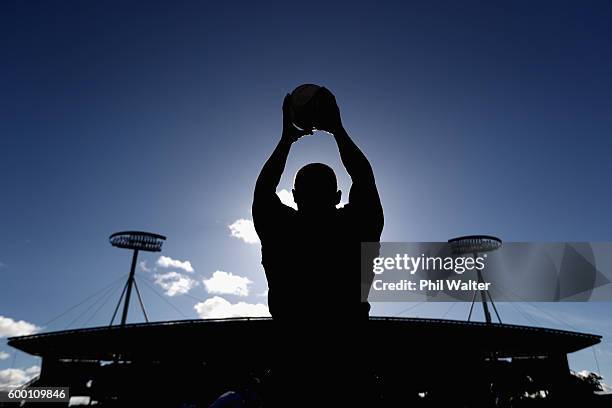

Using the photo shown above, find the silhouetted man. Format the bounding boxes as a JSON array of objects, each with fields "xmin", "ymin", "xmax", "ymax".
[
  {"xmin": 253, "ymin": 87, "xmax": 383, "ymax": 406},
  {"xmin": 253, "ymin": 87, "xmax": 383, "ymax": 321}
]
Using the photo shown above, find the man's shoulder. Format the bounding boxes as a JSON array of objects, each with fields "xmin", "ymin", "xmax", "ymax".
[
  {"xmin": 336, "ymin": 203, "xmax": 383, "ymax": 238},
  {"xmin": 335, "ymin": 204, "xmax": 360, "ymax": 225},
  {"xmin": 253, "ymin": 202, "xmax": 298, "ymax": 222},
  {"xmin": 253, "ymin": 204, "xmax": 298, "ymax": 239}
]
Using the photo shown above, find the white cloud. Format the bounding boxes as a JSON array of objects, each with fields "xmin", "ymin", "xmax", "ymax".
[
  {"xmin": 194, "ymin": 296, "xmax": 270, "ymax": 319},
  {"xmin": 139, "ymin": 260, "xmax": 151, "ymax": 272},
  {"xmin": 156, "ymin": 256, "xmax": 194, "ymax": 273},
  {"xmin": 277, "ymin": 189, "xmax": 297, "ymax": 209},
  {"xmin": 257, "ymin": 289, "xmax": 269, "ymax": 297},
  {"xmin": 228, "ymin": 218, "xmax": 260, "ymax": 244},
  {"xmin": 24, "ymin": 367, "xmax": 39, "ymax": 375},
  {"xmin": 0, "ymin": 351, "xmax": 9, "ymax": 360},
  {"xmin": 154, "ymin": 272, "xmax": 198, "ymax": 296},
  {"xmin": 0, "ymin": 316, "xmax": 40, "ymax": 338},
  {"xmin": 0, "ymin": 365, "xmax": 40, "ymax": 391},
  {"xmin": 203, "ymin": 271, "xmax": 252, "ymax": 297}
]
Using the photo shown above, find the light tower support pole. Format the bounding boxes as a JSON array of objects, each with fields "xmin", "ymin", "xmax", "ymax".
[
  {"xmin": 448, "ymin": 235, "xmax": 502, "ymax": 325},
  {"xmin": 476, "ymin": 267, "xmax": 492, "ymax": 324},
  {"xmin": 109, "ymin": 231, "xmax": 166, "ymax": 327},
  {"xmin": 120, "ymin": 249, "xmax": 139, "ymax": 326}
]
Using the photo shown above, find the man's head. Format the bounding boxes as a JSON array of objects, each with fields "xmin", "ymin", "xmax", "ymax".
[{"xmin": 292, "ymin": 163, "xmax": 341, "ymax": 212}]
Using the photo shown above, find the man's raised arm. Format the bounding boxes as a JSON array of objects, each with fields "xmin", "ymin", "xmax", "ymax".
[
  {"xmin": 253, "ymin": 138, "xmax": 292, "ymax": 204},
  {"xmin": 253, "ymin": 95, "xmax": 310, "ymax": 215},
  {"xmin": 317, "ymin": 88, "xmax": 383, "ymax": 222}
]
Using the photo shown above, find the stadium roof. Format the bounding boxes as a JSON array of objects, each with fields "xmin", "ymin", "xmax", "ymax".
[{"xmin": 7, "ymin": 317, "xmax": 601, "ymax": 361}]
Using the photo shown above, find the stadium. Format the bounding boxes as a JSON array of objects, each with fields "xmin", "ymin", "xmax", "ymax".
[{"xmin": 3, "ymin": 316, "xmax": 605, "ymax": 407}]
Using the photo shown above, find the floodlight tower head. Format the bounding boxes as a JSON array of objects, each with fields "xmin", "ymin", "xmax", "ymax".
[
  {"xmin": 109, "ymin": 231, "xmax": 166, "ymax": 327},
  {"xmin": 448, "ymin": 235, "xmax": 502, "ymax": 324},
  {"xmin": 448, "ymin": 235, "xmax": 502, "ymax": 255},
  {"xmin": 109, "ymin": 231, "xmax": 166, "ymax": 252}
]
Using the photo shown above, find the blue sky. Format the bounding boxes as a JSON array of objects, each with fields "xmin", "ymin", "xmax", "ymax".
[{"xmin": 1, "ymin": 0, "xmax": 611, "ymax": 390}]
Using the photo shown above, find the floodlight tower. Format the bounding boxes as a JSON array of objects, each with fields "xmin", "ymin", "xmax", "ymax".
[
  {"xmin": 109, "ymin": 231, "xmax": 166, "ymax": 326},
  {"xmin": 448, "ymin": 235, "xmax": 502, "ymax": 324}
]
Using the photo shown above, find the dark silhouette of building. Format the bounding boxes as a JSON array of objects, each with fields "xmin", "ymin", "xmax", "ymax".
[{"xmin": 5, "ymin": 317, "xmax": 604, "ymax": 407}]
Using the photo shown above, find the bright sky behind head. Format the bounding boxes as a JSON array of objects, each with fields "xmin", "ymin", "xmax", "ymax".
[{"xmin": 1, "ymin": 0, "xmax": 611, "ymax": 390}]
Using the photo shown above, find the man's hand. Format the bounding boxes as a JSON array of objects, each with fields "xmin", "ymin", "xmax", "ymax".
[
  {"xmin": 282, "ymin": 93, "xmax": 312, "ymax": 144},
  {"xmin": 316, "ymin": 87, "xmax": 343, "ymax": 135}
]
